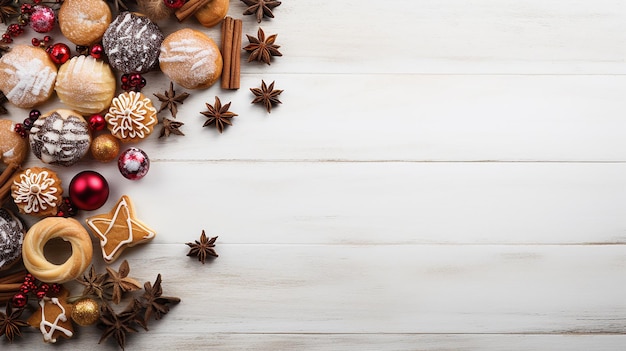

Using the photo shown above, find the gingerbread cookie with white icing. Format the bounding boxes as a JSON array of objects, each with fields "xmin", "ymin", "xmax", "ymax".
[
  {"xmin": 85, "ymin": 195, "xmax": 156, "ymax": 263},
  {"xmin": 11, "ymin": 167, "xmax": 63, "ymax": 217},
  {"xmin": 0, "ymin": 45, "xmax": 57, "ymax": 108},
  {"xmin": 102, "ymin": 12, "xmax": 164, "ymax": 74},
  {"xmin": 28, "ymin": 288, "xmax": 74, "ymax": 343},
  {"xmin": 29, "ymin": 109, "xmax": 92, "ymax": 167},
  {"xmin": 105, "ymin": 91, "xmax": 157, "ymax": 143},
  {"xmin": 0, "ymin": 208, "xmax": 25, "ymax": 271}
]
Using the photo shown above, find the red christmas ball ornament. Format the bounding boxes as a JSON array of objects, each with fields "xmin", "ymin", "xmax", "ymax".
[
  {"xmin": 164, "ymin": 0, "xmax": 186, "ymax": 9},
  {"xmin": 90, "ymin": 44, "xmax": 104, "ymax": 59},
  {"xmin": 47, "ymin": 43, "xmax": 71, "ymax": 65},
  {"xmin": 89, "ymin": 114, "xmax": 106, "ymax": 131},
  {"xmin": 118, "ymin": 147, "xmax": 150, "ymax": 180},
  {"xmin": 11, "ymin": 293, "xmax": 27, "ymax": 308},
  {"xmin": 29, "ymin": 5, "xmax": 55, "ymax": 33},
  {"xmin": 69, "ymin": 171, "xmax": 110, "ymax": 211}
]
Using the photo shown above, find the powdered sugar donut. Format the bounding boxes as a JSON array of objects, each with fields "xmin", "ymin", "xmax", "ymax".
[
  {"xmin": 29, "ymin": 109, "xmax": 92, "ymax": 167},
  {"xmin": 102, "ymin": 12, "xmax": 164, "ymax": 74},
  {"xmin": 0, "ymin": 45, "xmax": 57, "ymax": 108},
  {"xmin": 159, "ymin": 28, "xmax": 222, "ymax": 89},
  {"xmin": 55, "ymin": 55, "xmax": 116, "ymax": 114},
  {"xmin": 0, "ymin": 208, "xmax": 25, "ymax": 271}
]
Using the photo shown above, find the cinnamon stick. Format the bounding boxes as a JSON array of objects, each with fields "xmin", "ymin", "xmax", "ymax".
[
  {"xmin": 0, "ymin": 162, "xmax": 18, "ymax": 203},
  {"xmin": 230, "ymin": 19, "xmax": 243, "ymax": 89},
  {"xmin": 0, "ymin": 270, "xmax": 26, "ymax": 284},
  {"xmin": 221, "ymin": 16, "xmax": 234, "ymax": 89},
  {"xmin": 0, "ymin": 283, "xmax": 21, "ymax": 292},
  {"xmin": 175, "ymin": 0, "xmax": 212, "ymax": 22}
]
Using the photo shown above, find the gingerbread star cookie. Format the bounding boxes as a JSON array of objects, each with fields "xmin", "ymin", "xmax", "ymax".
[
  {"xmin": 28, "ymin": 288, "xmax": 74, "ymax": 343},
  {"xmin": 85, "ymin": 195, "xmax": 156, "ymax": 263}
]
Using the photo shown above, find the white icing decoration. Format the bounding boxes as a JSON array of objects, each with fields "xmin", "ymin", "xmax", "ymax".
[
  {"xmin": 86, "ymin": 197, "xmax": 155, "ymax": 262},
  {"xmin": 39, "ymin": 297, "xmax": 73, "ymax": 343},
  {"xmin": 2, "ymin": 57, "xmax": 56, "ymax": 106},
  {"xmin": 12, "ymin": 169, "xmax": 58, "ymax": 214},
  {"xmin": 105, "ymin": 91, "xmax": 156, "ymax": 140}
]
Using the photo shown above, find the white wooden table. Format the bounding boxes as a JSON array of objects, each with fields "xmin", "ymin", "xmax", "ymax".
[{"xmin": 3, "ymin": 0, "xmax": 626, "ymax": 349}]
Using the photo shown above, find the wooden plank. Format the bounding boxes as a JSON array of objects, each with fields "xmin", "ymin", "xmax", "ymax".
[
  {"xmin": 6, "ymin": 244, "xmax": 626, "ymax": 350},
  {"xmin": 12, "ymin": 74, "xmax": 622, "ymax": 163},
  {"xmin": 42, "ymin": 161, "xmax": 626, "ymax": 245},
  {"xmin": 5, "ymin": 332, "xmax": 626, "ymax": 350},
  {"xmin": 213, "ymin": 0, "xmax": 626, "ymax": 74}
]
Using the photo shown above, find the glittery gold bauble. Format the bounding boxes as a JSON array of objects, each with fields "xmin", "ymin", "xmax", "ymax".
[
  {"xmin": 71, "ymin": 298, "xmax": 100, "ymax": 326},
  {"xmin": 91, "ymin": 134, "xmax": 120, "ymax": 162}
]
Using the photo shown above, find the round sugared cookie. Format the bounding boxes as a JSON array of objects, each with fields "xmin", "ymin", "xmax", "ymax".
[
  {"xmin": 0, "ymin": 45, "xmax": 57, "ymax": 108},
  {"xmin": 102, "ymin": 12, "xmax": 164, "ymax": 74},
  {"xmin": 11, "ymin": 167, "xmax": 63, "ymax": 217},
  {"xmin": 105, "ymin": 91, "xmax": 157, "ymax": 143},
  {"xmin": 55, "ymin": 55, "xmax": 116, "ymax": 114},
  {"xmin": 0, "ymin": 119, "xmax": 28, "ymax": 166},
  {"xmin": 29, "ymin": 109, "xmax": 92, "ymax": 167},
  {"xmin": 159, "ymin": 28, "xmax": 222, "ymax": 89},
  {"xmin": 59, "ymin": 0, "xmax": 112, "ymax": 46},
  {"xmin": 0, "ymin": 208, "xmax": 25, "ymax": 271}
]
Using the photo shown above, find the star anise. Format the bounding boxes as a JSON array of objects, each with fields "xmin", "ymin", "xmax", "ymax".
[
  {"xmin": 104, "ymin": 260, "xmax": 142, "ymax": 305},
  {"xmin": 0, "ymin": 303, "xmax": 29, "ymax": 342},
  {"xmin": 140, "ymin": 274, "xmax": 180, "ymax": 324},
  {"xmin": 241, "ymin": 0, "xmax": 281, "ymax": 23},
  {"xmin": 0, "ymin": 0, "xmax": 18, "ymax": 25},
  {"xmin": 160, "ymin": 118, "xmax": 185, "ymax": 138},
  {"xmin": 98, "ymin": 303, "xmax": 139, "ymax": 351},
  {"xmin": 77, "ymin": 265, "xmax": 110, "ymax": 301},
  {"xmin": 250, "ymin": 80, "xmax": 283, "ymax": 113},
  {"xmin": 186, "ymin": 230, "xmax": 219, "ymax": 264},
  {"xmin": 153, "ymin": 82, "xmax": 190, "ymax": 119},
  {"xmin": 200, "ymin": 96, "xmax": 237, "ymax": 133},
  {"xmin": 244, "ymin": 27, "xmax": 282, "ymax": 65}
]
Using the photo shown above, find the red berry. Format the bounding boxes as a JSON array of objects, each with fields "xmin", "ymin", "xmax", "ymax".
[
  {"xmin": 130, "ymin": 73, "xmax": 142, "ymax": 86},
  {"xmin": 48, "ymin": 43, "xmax": 71, "ymax": 65},
  {"xmin": 43, "ymin": 35, "xmax": 51, "ymax": 43},
  {"xmin": 164, "ymin": 0, "xmax": 186, "ymax": 9},
  {"xmin": 14, "ymin": 123, "xmax": 23, "ymax": 132},
  {"xmin": 31, "ymin": 38, "xmax": 40, "ymax": 46},
  {"xmin": 12, "ymin": 293, "xmax": 27, "ymax": 308},
  {"xmin": 29, "ymin": 109, "xmax": 41, "ymax": 120},
  {"xmin": 90, "ymin": 44, "xmax": 104, "ymax": 59},
  {"xmin": 23, "ymin": 118, "xmax": 33, "ymax": 128}
]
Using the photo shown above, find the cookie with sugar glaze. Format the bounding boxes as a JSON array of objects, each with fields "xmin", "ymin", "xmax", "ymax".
[{"xmin": 0, "ymin": 45, "xmax": 57, "ymax": 108}]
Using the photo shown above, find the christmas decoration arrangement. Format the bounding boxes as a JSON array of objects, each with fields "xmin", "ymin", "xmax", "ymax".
[{"xmin": 0, "ymin": 0, "xmax": 280, "ymax": 348}]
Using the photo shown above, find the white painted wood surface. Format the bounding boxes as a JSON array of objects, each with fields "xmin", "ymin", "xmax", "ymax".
[{"xmin": 2, "ymin": 0, "xmax": 626, "ymax": 349}]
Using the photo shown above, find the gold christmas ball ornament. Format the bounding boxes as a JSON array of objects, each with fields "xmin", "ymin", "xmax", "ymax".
[
  {"xmin": 71, "ymin": 298, "xmax": 100, "ymax": 326},
  {"xmin": 91, "ymin": 133, "xmax": 120, "ymax": 162}
]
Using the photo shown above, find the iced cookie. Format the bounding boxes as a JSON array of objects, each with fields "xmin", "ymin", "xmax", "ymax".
[
  {"xmin": 105, "ymin": 91, "xmax": 157, "ymax": 142},
  {"xmin": 11, "ymin": 167, "xmax": 63, "ymax": 217},
  {"xmin": 28, "ymin": 288, "xmax": 74, "ymax": 343},
  {"xmin": 85, "ymin": 195, "xmax": 156, "ymax": 263},
  {"xmin": 159, "ymin": 28, "xmax": 222, "ymax": 89},
  {"xmin": 0, "ymin": 208, "xmax": 25, "ymax": 271},
  {"xmin": 29, "ymin": 109, "xmax": 92, "ymax": 166},
  {"xmin": 102, "ymin": 12, "xmax": 164, "ymax": 74},
  {"xmin": 55, "ymin": 55, "xmax": 116, "ymax": 114},
  {"xmin": 0, "ymin": 45, "xmax": 57, "ymax": 108}
]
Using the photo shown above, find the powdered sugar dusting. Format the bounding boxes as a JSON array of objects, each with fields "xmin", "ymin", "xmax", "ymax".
[{"xmin": 1, "ymin": 55, "xmax": 56, "ymax": 107}]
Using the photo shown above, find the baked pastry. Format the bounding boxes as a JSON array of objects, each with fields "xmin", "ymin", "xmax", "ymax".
[
  {"xmin": 22, "ymin": 217, "xmax": 92, "ymax": 283},
  {"xmin": 29, "ymin": 109, "xmax": 92, "ymax": 166},
  {"xmin": 55, "ymin": 55, "xmax": 116, "ymax": 114},
  {"xmin": 105, "ymin": 91, "xmax": 157, "ymax": 142},
  {"xmin": 11, "ymin": 167, "xmax": 63, "ymax": 217},
  {"xmin": 86, "ymin": 195, "xmax": 156, "ymax": 263},
  {"xmin": 195, "ymin": 0, "xmax": 229, "ymax": 27},
  {"xmin": 0, "ymin": 119, "xmax": 29, "ymax": 166},
  {"xmin": 58, "ymin": 0, "xmax": 112, "ymax": 46},
  {"xmin": 0, "ymin": 208, "xmax": 25, "ymax": 271},
  {"xmin": 0, "ymin": 45, "xmax": 57, "ymax": 108},
  {"xmin": 28, "ymin": 288, "xmax": 74, "ymax": 343},
  {"xmin": 159, "ymin": 28, "xmax": 222, "ymax": 89},
  {"xmin": 102, "ymin": 12, "xmax": 164, "ymax": 74}
]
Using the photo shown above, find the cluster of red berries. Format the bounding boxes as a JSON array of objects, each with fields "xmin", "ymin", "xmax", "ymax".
[
  {"xmin": 2, "ymin": 24, "xmax": 24, "ymax": 44},
  {"xmin": 12, "ymin": 273, "xmax": 62, "ymax": 308},
  {"xmin": 56, "ymin": 197, "xmax": 79, "ymax": 218},
  {"xmin": 121, "ymin": 73, "xmax": 147, "ymax": 92},
  {"xmin": 13, "ymin": 109, "xmax": 41, "ymax": 138}
]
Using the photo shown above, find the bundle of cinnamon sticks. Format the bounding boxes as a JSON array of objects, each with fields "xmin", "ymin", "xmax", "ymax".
[{"xmin": 221, "ymin": 16, "xmax": 243, "ymax": 90}]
